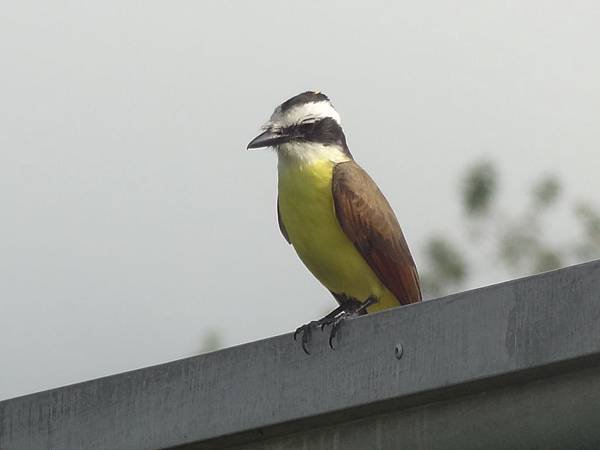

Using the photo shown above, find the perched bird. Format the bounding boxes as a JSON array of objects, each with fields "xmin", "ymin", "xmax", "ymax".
[{"xmin": 247, "ymin": 91, "xmax": 421, "ymax": 353}]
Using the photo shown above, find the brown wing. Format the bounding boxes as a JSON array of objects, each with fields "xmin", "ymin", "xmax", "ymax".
[
  {"xmin": 332, "ymin": 161, "xmax": 422, "ymax": 305},
  {"xmin": 277, "ymin": 195, "xmax": 290, "ymax": 244}
]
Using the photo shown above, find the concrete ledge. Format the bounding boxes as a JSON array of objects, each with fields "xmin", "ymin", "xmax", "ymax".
[
  {"xmin": 2, "ymin": 261, "xmax": 600, "ymax": 450},
  {"xmin": 230, "ymin": 365, "xmax": 600, "ymax": 450}
]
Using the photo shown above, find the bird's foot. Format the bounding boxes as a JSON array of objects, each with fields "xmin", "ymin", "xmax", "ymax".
[
  {"xmin": 293, "ymin": 320, "xmax": 321, "ymax": 355},
  {"xmin": 325, "ymin": 311, "xmax": 355, "ymax": 349},
  {"xmin": 294, "ymin": 297, "xmax": 378, "ymax": 353},
  {"xmin": 293, "ymin": 304, "xmax": 348, "ymax": 354},
  {"xmin": 324, "ymin": 296, "xmax": 378, "ymax": 349}
]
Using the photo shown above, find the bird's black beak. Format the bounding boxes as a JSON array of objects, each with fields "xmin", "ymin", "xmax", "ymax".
[{"xmin": 247, "ymin": 130, "xmax": 290, "ymax": 149}]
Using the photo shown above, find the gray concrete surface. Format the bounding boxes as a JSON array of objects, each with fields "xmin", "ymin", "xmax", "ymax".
[
  {"xmin": 228, "ymin": 366, "xmax": 600, "ymax": 450},
  {"xmin": 2, "ymin": 260, "xmax": 600, "ymax": 450}
]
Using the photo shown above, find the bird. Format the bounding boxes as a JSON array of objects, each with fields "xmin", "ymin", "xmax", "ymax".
[{"xmin": 247, "ymin": 91, "xmax": 421, "ymax": 353}]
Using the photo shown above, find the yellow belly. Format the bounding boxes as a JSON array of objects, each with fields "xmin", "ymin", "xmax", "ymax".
[{"xmin": 278, "ymin": 159, "xmax": 399, "ymax": 312}]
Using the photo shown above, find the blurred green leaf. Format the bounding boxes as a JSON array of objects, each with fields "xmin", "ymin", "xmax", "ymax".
[
  {"xmin": 422, "ymin": 160, "xmax": 600, "ymax": 299},
  {"xmin": 425, "ymin": 236, "xmax": 468, "ymax": 284},
  {"xmin": 462, "ymin": 161, "xmax": 498, "ymax": 216},
  {"xmin": 498, "ymin": 225, "xmax": 538, "ymax": 271},
  {"xmin": 200, "ymin": 329, "xmax": 223, "ymax": 353},
  {"xmin": 533, "ymin": 249, "xmax": 562, "ymax": 273},
  {"xmin": 573, "ymin": 201, "xmax": 600, "ymax": 259},
  {"xmin": 532, "ymin": 175, "xmax": 561, "ymax": 209},
  {"xmin": 575, "ymin": 202, "xmax": 600, "ymax": 244}
]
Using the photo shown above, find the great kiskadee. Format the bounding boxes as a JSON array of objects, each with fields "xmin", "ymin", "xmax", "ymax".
[{"xmin": 248, "ymin": 91, "xmax": 421, "ymax": 353}]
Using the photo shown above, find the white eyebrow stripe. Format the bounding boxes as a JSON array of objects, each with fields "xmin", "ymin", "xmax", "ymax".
[{"xmin": 280, "ymin": 101, "xmax": 341, "ymax": 128}]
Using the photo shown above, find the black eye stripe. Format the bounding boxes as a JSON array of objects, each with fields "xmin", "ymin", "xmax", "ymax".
[{"xmin": 282, "ymin": 118, "xmax": 353, "ymax": 158}]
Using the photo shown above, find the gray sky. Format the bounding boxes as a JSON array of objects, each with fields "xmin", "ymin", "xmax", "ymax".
[{"xmin": 1, "ymin": 1, "xmax": 599, "ymax": 400}]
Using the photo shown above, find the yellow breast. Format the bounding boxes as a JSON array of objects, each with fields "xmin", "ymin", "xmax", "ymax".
[{"xmin": 277, "ymin": 157, "xmax": 398, "ymax": 312}]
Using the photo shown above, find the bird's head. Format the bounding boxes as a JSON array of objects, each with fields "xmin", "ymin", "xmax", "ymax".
[{"xmin": 247, "ymin": 91, "xmax": 350, "ymax": 156}]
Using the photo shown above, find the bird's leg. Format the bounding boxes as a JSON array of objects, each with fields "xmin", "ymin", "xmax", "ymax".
[
  {"xmin": 293, "ymin": 305, "xmax": 346, "ymax": 354},
  {"xmin": 353, "ymin": 296, "xmax": 378, "ymax": 315},
  {"xmin": 327, "ymin": 296, "xmax": 378, "ymax": 349}
]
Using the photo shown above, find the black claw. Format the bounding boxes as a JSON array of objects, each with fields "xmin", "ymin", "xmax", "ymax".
[
  {"xmin": 302, "ymin": 325, "xmax": 311, "ymax": 354},
  {"xmin": 293, "ymin": 323, "xmax": 313, "ymax": 354},
  {"xmin": 328, "ymin": 319, "xmax": 341, "ymax": 349},
  {"xmin": 329, "ymin": 329, "xmax": 337, "ymax": 349},
  {"xmin": 301, "ymin": 339, "xmax": 310, "ymax": 355}
]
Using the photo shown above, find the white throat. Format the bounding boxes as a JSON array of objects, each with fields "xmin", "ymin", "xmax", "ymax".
[{"xmin": 277, "ymin": 142, "xmax": 350, "ymax": 171}]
